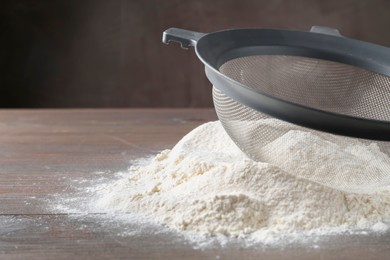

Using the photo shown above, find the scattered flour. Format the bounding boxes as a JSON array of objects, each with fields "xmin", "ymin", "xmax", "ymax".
[{"xmin": 91, "ymin": 121, "xmax": 390, "ymax": 242}]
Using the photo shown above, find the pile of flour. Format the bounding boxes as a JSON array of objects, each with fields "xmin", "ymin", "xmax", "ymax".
[{"xmin": 92, "ymin": 121, "xmax": 390, "ymax": 239}]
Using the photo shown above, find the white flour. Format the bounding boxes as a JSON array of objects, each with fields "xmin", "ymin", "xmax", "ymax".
[{"xmin": 91, "ymin": 121, "xmax": 390, "ymax": 242}]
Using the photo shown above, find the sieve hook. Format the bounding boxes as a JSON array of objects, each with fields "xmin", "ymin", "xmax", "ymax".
[
  {"xmin": 162, "ymin": 28, "xmax": 205, "ymax": 49},
  {"xmin": 310, "ymin": 26, "xmax": 343, "ymax": 37}
]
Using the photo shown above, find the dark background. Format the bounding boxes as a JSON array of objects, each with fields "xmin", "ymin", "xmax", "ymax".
[{"xmin": 1, "ymin": 0, "xmax": 390, "ymax": 108}]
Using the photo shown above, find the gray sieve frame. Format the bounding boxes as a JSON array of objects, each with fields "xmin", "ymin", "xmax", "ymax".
[{"xmin": 163, "ymin": 27, "xmax": 390, "ymax": 141}]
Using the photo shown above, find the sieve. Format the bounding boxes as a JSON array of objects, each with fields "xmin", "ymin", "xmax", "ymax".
[{"xmin": 162, "ymin": 26, "xmax": 390, "ymax": 193}]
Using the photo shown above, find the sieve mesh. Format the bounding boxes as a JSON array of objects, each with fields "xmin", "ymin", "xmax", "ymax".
[
  {"xmin": 213, "ymin": 87, "xmax": 390, "ymax": 193},
  {"xmin": 219, "ymin": 55, "xmax": 390, "ymax": 121},
  {"xmin": 214, "ymin": 55, "xmax": 390, "ymax": 193}
]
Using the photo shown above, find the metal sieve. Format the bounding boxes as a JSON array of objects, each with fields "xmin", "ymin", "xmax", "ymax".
[{"xmin": 162, "ymin": 26, "xmax": 390, "ymax": 193}]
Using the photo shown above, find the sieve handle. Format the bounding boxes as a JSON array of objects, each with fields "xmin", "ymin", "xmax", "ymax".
[
  {"xmin": 162, "ymin": 28, "xmax": 205, "ymax": 49},
  {"xmin": 310, "ymin": 26, "xmax": 343, "ymax": 37}
]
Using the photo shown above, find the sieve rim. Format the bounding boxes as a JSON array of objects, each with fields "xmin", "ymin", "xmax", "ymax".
[{"xmin": 195, "ymin": 28, "xmax": 390, "ymax": 78}]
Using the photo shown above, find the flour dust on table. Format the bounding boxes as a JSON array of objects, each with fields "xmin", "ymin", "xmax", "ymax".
[{"xmin": 53, "ymin": 120, "xmax": 390, "ymax": 247}]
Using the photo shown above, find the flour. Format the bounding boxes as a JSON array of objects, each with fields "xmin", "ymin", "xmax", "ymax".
[
  {"xmin": 260, "ymin": 130, "xmax": 390, "ymax": 193},
  {"xmin": 91, "ymin": 121, "xmax": 390, "ymax": 242}
]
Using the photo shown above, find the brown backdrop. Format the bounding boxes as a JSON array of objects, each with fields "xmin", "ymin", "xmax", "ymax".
[{"xmin": 1, "ymin": 0, "xmax": 390, "ymax": 108}]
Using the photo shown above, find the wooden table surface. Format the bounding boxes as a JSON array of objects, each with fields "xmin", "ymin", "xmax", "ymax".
[{"xmin": 1, "ymin": 109, "xmax": 389, "ymax": 260}]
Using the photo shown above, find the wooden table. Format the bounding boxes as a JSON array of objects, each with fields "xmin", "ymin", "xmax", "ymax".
[{"xmin": 1, "ymin": 109, "xmax": 389, "ymax": 260}]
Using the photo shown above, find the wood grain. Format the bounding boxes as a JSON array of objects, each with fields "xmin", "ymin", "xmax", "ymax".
[{"xmin": 0, "ymin": 109, "xmax": 389, "ymax": 260}]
